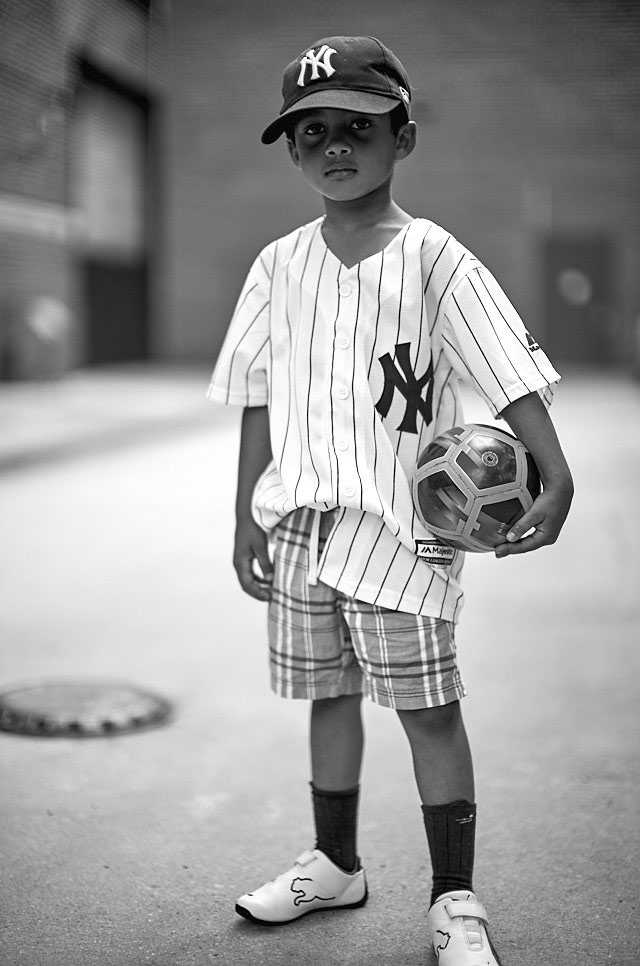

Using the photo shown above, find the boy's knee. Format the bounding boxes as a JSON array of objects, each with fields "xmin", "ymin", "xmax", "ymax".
[
  {"xmin": 312, "ymin": 693, "xmax": 362, "ymax": 712},
  {"xmin": 397, "ymin": 701, "xmax": 461, "ymax": 734}
]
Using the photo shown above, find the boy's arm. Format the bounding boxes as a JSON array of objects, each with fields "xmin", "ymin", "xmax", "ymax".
[
  {"xmin": 233, "ymin": 406, "xmax": 274, "ymax": 600},
  {"xmin": 494, "ymin": 391, "xmax": 574, "ymax": 558}
]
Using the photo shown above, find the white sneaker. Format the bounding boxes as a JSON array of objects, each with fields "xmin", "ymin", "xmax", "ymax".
[
  {"xmin": 235, "ymin": 848, "xmax": 368, "ymax": 925},
  {"xmin": 427, "ymin": 890, "xmax": 502, "ymax": 965}
]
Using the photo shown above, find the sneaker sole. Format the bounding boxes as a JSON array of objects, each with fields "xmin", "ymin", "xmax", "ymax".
[
  {"xmin": 235, "ymin": 884, "xmax": 369, "ymax": 927},
  {"xmin": 487, "ymin": 931, "xmax": 503, "ymax": 965}
]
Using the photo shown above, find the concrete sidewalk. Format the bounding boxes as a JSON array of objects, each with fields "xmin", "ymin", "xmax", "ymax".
[
  {"xmin": 0, "ymin": 363, "xmax": 227, "ymax": 471},
  {"xmin": 1, "ymin": 365, "xmax": 639, "ymax": 966}
]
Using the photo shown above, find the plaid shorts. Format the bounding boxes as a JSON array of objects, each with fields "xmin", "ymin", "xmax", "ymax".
[{"xmin": 267, "ymin": 507, "xmax": 467, "ymax": 710}]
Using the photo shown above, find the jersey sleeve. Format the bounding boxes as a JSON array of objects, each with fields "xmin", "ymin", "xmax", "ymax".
[
  {"xmin": 440, "ymin": 265, "xmax": 560, "ymax": 415},
  {"xmin": 206, "ymin": 247, "xmax": 273, "ymax": 407}
]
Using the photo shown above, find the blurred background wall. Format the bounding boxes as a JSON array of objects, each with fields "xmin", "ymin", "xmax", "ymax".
[{"xmin": 1, "ymin": 0, "xmax": 639, "ymax": 380}]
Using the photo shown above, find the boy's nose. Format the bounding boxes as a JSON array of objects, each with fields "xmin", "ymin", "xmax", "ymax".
[{"xmin": 325, "ymin": 139, "xmax": 352, "ymax": 157}]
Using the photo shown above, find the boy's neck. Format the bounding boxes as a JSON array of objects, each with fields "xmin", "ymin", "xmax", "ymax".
[
  {"xmin": 322, "ymin": 185, "xmax": 412, "ymax": 234},
  {"xmin": 320, "ymin": 191, "xmax": 414, "ymax": 268}
]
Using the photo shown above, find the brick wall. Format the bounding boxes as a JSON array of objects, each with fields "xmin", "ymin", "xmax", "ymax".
[{"xmin": 0, "ymin": 0, "xmax": 158, "ymax": 377}]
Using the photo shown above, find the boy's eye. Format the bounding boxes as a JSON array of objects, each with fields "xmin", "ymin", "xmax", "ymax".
[
  {"xmin": 351, "ymin": 117, "xmax": 373, "ymax": 130},
  {"xmin": 299, "ymin": 116, "xmax": 374, "ymax": 137}
]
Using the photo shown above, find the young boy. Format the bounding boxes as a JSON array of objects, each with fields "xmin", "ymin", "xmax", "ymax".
[{"xmin": 208, "ymin": 36, "xmax": 573, "ymax": 965}]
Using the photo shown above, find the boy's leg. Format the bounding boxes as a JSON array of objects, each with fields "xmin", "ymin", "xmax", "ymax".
[
  {"xmin": 397, "ymin": 701, "xmax": 476, "ymax": 903},
  {"xmin": 342, "ymin": 601, "xmax": 477, "ymax": 901},
  {"xmin": 310, "ymin": 693, "xmax": 363, "ymax": 873},
  {"xmin": 343, "ymin": 600, "xmax": 500, "ymax": 961},
  {"xmin": 396, "ymin": 700, "xmax": 474, "ymax": 805},
  {"xmin": 235, "ymin": 696, "xmax": 368, "ymax": 924},
  {"xmin": 398, "ymin": 702, "xmax": 501, "ymax": 964},
  {"xmin": 236, "ymin": 511, "xmax": 368, "ymax": 924},
  {"xmin": 311, "ymin": 693, "xmax": 363, "ymax": 790}
]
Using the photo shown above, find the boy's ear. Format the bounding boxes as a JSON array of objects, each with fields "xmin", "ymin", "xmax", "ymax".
[
  {"xmin": 395, "ymin": 120, "xmax": 417, "ymax": 161},
  {"xmin": 286, "ymin": 137, "xmax": 301, "ymax": 167}
]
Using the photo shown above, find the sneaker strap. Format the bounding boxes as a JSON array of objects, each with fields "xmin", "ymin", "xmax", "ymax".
[
  {"xmin": 294, "ymin": 850, "xmax": 318, "ymax": 867},
  {"xmin": 442, "ymin": 899, "xmax": 489, "ymax": 923}
]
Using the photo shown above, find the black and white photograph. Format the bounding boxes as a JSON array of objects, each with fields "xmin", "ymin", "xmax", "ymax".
[{"xmin": 1, "ymin": 2, "xmax": 638, "ymax": 964}]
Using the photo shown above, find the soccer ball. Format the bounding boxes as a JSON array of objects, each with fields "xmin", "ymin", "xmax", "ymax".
[{"xmin": 413, "ymin": 424, "xmax": 541, "ymax": 553}]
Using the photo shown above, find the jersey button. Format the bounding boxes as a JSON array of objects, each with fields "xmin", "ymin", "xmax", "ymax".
[
  {"xmin": 337, "ymin": 335, "xmax": 350, "ymax": 350},
  {"xmin": 337, "ymin": 386, "xmax": 350, "ymax": 399},
  {"xmin": 344, "ymin": 484, "xmax": 356, "ymax": 498},
  {"xmin": 339, "ymin": 284, "xmax": 352, "ymax": 297},
  {"xmin": 336, "ymin": 437, "xmax": 349, "ymax": 451}
]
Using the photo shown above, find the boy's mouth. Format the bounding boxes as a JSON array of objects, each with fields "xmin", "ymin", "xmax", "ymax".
[{"xmin": 325, "ymin": 166, "xmax": 357, "ymax": 179}]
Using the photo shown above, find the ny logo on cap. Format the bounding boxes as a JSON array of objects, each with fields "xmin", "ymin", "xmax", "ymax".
[{"xmin": 297, "ymin": 45, "xmax": 338, "ymax": 87}]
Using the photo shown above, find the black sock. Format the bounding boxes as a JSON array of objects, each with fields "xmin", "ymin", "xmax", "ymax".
[
  {"xmin": 311, "ymin": 782, "xmax": 360, "ymax": 873},
  {"xmin": 422, "ymin": 799, "xmax": 476, "ymax": 906}
]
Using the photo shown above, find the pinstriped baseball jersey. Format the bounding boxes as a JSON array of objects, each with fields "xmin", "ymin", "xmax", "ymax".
[{"xmin": 208, "ymin": 216, "xmax": 560, "ymax": 621}]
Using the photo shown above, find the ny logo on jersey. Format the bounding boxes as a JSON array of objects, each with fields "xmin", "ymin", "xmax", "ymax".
[
  {"xmin": 375, "ymin": 343, "xmax": 434, "ymax": 434},
  {"xmin": 297, "ymin": 45, "xmax": 338, "ymax": 87}
]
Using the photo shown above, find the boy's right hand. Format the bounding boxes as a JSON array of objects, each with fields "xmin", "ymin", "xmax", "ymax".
[{"xmin": 233, "ymin": 519, "xmax": 274, "ymax": 601}]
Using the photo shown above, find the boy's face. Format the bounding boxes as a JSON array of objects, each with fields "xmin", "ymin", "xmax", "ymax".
[{"xmin": 286, "ymin": 108, "xmax": 415, "ymax": 204}]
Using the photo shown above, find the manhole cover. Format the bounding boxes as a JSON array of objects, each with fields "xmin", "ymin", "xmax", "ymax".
[{"xmin": 0, "ymin": 682, "xmax": 172, "ymax": 737}]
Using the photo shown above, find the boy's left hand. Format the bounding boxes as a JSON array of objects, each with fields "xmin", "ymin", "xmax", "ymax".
[
  {"xmin": 494, "ymin": 485, "xmax": 573, "ymax": 558},
  {"xmin": 496, "ymin": 391, "xmax": 574, "ymax": 559}
]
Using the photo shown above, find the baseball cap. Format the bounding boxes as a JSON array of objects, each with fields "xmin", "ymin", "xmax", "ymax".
[{"xmin": 261, "ymin": 36, "xmax": 412, "ymax": 144}]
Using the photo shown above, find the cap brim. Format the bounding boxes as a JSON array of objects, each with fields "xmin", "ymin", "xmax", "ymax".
[{"xmin": 261, "ymin": 89, "xmax": 403, "ymax": 144}]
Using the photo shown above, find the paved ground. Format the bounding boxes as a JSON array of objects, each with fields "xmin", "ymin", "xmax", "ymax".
[{"xmin": 0, "ymin": 364, "xmax": 639, "ymax": 966}]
